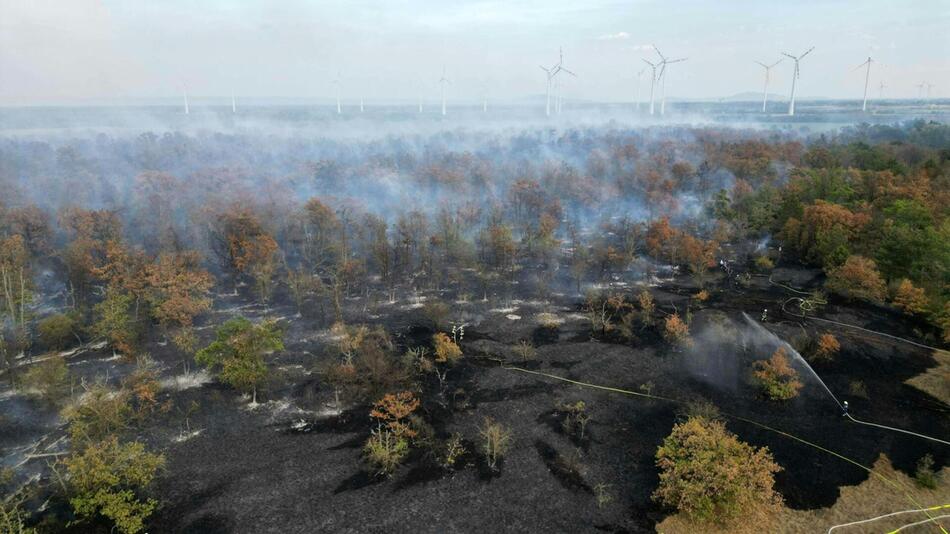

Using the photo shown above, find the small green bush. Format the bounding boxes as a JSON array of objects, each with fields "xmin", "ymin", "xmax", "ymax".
[
  {"xmin": 915, "ymin": 454, "xmax": 938, "ymax": 489},
  {"xmin": 65, "ymin": 436, "xmax": 165, "ymax": 534},
  {"xmin": 593, "ymin": 482, "xmax": 614, "ymax": 510},
  {"xmin": 363, "ymin": 429, "xmax": 409, "ymax": 476},
  {"xmin": 38, "ymin": 313, "xmax": 79, "ymax": 351},
  {"xmin": 754, "ymin": 255, "xmax": 775, "ymax": 272},
  {"xmin": 479, "ymin": 417, "xmax": 512, "ymax": 470},
  {"xmin": 559, "ymin": 400, "xmax": 591, "ymax": 440},
  {"xmin": 513, "ymin": 340, "xmax": 536, "ymax": 362},
  {"xmin": 22, "ymin": 356, "xmax": 70, "ymax": 405}
]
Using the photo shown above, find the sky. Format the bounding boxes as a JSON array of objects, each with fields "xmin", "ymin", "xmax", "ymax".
[{"xmin": 1, "ymin": 0, "xmax": 948, "ymax": 105}]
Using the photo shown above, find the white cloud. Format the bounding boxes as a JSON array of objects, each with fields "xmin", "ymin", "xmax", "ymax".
[{"xmin": 597, "ymin": 31, "xmax": 630, "ymax": 40}]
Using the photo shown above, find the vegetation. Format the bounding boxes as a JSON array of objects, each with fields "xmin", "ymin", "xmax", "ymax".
[
  {"xmin": 513, "ymin": 340, "xmax": 537, "ymax": 362},
  {"xmin": 892, "ymin": 279, "xmax": 929, "ymax": 315},
  {"xmin": 369, "ymin": 391, "xmax": 420, "ymax": 438},
  {"xmin": 363, "ymin": 428, "xmax": 410, "ymax": 477},
  {"xmin": 37, "ymin": 313, "xmax": 79, "ymax": 351},
  {"xmin": 363, "ymin": 392, "xmax": 421, "ymax": 476},
  {"xmin": 825, "ymin": 256, "xmax": 887, "ymax": 304},
  {"xmin": 593, "ymin": 482, "xmax": 614, "ymax": 510},
  {"xmin": 753, "ymin": 347, "xmax": 803, "ymax": 401},
  {"xmin": 663, "ymin": 313, "xmax": 692, "ymax": 348},
  {"xmin": 195, "ymin": 317, "xmax": 284, "ymax": 403},
  {"xmin": 558, "ymin": 400, "xmax": 591, "ymax": 440},
  {"xmin": 653, "ymin": 416, "xmax": 781, "ymax": 525},
  {"xmin": 21, "ymin": 356, "xmax": 70, "ymax": 405},
  {"xmin": 432, "ymin": 332, "xmax": 462, "ymax": 364},
  {"xmin": 64, "ymin": 436, "xmax": 165, "ymax": 534},
  {"xmin": 812, "ymin": 333, "xmax": 841, "ymax": 362},
  {"xmin": 914, "ymin": 454, "xmax": 938, "ymax": 489},
  {"xmin": 479, "ymin": 417, "xmax": 513, "ymax": 470},
  {"xmin": 0, "ymin": 504, "xmax": 36, "ymax": 534},
  {"xmin": 2, "ymin": 117, "xmax": 949, "ymax": 529}
]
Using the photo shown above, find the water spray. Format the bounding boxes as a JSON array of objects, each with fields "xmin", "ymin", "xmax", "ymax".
[
  {"xmin": 501, "ymin": 364, "xmax": 948, "ymax": 533},
  {"xmin": 742, "ymin": 313, "xmax": 950, "ymax": 447}
]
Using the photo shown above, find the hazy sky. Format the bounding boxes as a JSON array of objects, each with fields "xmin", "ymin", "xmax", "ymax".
[{"xmin": 1, "ymin": 0, "xmax": 948, "ymax": 105}]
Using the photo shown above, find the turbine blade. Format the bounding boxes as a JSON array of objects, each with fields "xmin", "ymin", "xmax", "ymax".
[{"xmin": 800, "ymin": 46, "xmax": 815, "ymax": 59}]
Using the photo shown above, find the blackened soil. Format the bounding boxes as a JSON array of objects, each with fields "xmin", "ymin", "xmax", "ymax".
[{"xmin": 20, "ymin": 273, "xmax": 944, "ymax": 534}]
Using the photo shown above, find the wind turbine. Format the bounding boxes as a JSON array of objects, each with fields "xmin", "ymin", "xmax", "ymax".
[
  {"xmin": 360, "ymin": 97, "xmax": 364, "ymax": 113},
  {"xmin": 878, "ymin": 80, "xmax": 886, "ymax": 99},
  {"xmin": 855, "ymin": 56, "xmax": 873, "ymax": 111},
  {"xmin": 755, "ymin": 58, "xmax": 783, "ymax": 113},
  {"xmin": 642, "ymin": 59, "xmax": 658, "ymax": 115},
  {"xmin": 182, "ymin": 84, "xmax": 190, "ymax": 115},
  {"xmin": 653, "ymin": 45, "xmax": 686, "ymax": 115},
  {"xmin": 438, "ymin": 66, "xmax": 450, "ymax": 116},
  {"xmin": 332, "ymin": 71, "xmax": 342, "ymax": 114},
  {"xmin": 781, "ymin": 46, "xmax": 814, "ymax": 116},
  {"xmin": 540, "ymin": 65, "xmax": 555, "ymax": 116},
  {"xmin": 553, "ymin": 47, "xmax": 576, "ymax": 114},
  {"xmin": 917, "ymin": 82, "xmax": 926, "ymax": 99}
]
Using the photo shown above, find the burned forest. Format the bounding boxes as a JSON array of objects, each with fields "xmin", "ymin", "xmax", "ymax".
[{"xmin": 1, "ymin": 116, "xmax": 949, "ymax": 533}]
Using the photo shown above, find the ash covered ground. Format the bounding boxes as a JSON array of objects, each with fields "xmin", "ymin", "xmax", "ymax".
[{"xmin": 1, "ymin": 111, "xmax": 948, "ymax": 533}]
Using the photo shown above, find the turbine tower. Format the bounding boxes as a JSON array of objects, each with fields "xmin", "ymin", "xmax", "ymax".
[
  {"xmin": 231, "ymin": 94, "xmax": 236, "ymax": 114},
  {"xmin": 755, "ymin": 58, "xmax": 783, "ymax": 113},
  {"xmin": 916, "ymin": 82, "xmax": 926, "ymax": 99},
  {"xmin": 360, "ymin": 97, "xmax": 364, "ymax": 113},
  {"xmin": 653, "ymin": 45, "xmax": 686, "ymax": 116},
  {"xmin": 878, "ymin": 80, "xmax": 886, "ymax": 99},
  {"xmin": 855, "ymin": 56, "xmax": 873, "ymax": 112},
  {"xmin": 642, "ymin": 59, "xmax": 658, "ymax": 115},
  {"xmin": 182, "ymin": 85, "xmax": 190, "ymax": 115},
  {"xmin": 540, "ymin": 65, "xmax": 555, "ymax": 116},
  {"xmin": 782, "ymin": 46, "xmax": 814, "ymax": 116},
  {"xmin": 332, "ymin": 71, "xmax": 341, "ymax": 114},
  {"xmin": 438, "ymin": 66, "xmax": 450, "ymax": 116}
]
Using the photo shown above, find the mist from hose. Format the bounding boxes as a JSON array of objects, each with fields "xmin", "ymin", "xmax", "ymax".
[{"xmin": 741, "ymin": 312, "xmax": 845, "ymax": 411}]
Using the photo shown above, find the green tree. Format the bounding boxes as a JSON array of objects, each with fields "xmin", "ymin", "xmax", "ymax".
[
  {"xmin": 876, "ymin": 200, "xmax": 942, "ymax": 281},
  {"xmin": 92, "ymin": 290, "xmax": 139, "ymax": 356},
  {"xmin": 64, "ymin": 436, "xmax": 164, "ymax": 534},
  {"xmin": 37, "ymin": 312, "xmax": 80, "ymax": 351},
  {"xmin": 195, "ymin": 317, "xmax": 283, "ymax": 403}
]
